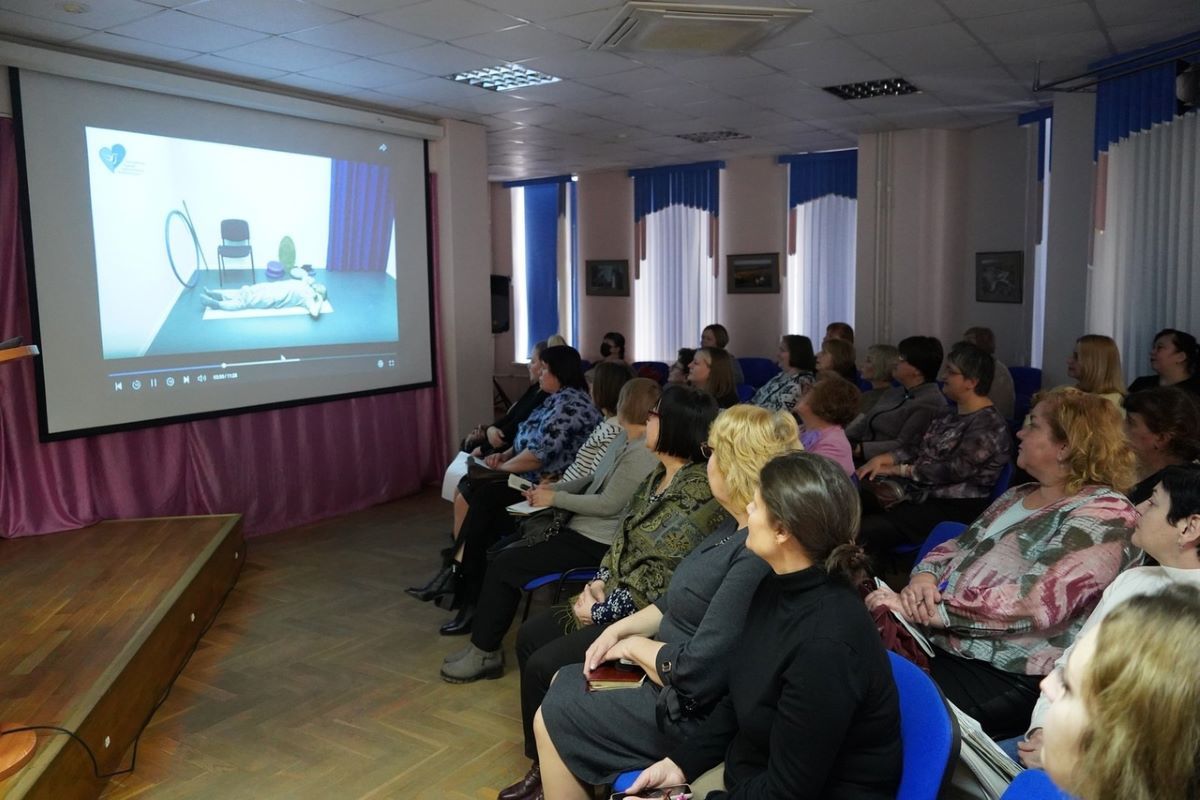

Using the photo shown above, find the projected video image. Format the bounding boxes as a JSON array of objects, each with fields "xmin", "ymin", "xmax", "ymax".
[{"xmin": 85, "ymin": 127, "xmax": 400, "ymax": 359}]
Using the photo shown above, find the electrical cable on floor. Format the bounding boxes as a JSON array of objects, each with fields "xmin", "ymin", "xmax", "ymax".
[{"xmin": 0, "ymin": 541, "xmax": 246, "ymax": 781}]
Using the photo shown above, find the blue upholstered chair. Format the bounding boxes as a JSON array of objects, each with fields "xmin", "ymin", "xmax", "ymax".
[
  {"xmin": 889, "ymin": 651, "xmax": 960, "ymax": 799},
  {"xmin": 1001, "ymin": 769, "xmax": 1074, "ymax": 799},
  {"xmin": 736, "ymin": 357, "xmax": 779, "ymax": 389}
]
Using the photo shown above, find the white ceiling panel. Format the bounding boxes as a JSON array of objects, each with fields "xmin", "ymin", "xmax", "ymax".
[
  {"xmin": 106, "ymin": 11, "xmax": 268, "ymax": 51},
  {"xmin": 367, "ymin": 0, "xmax": 523, "ymax": 42},
  {"xmin": 306, "ymin": 0, "xmax": 427, "ymax": 13},
  {"xmin": 819, "ymin": 0, "xmax": 952, "ymax": 37},
  {"xmin": 471, "ymin": 0, "xmax": 620, "ymax": 24},
  {"xmin": 519, "ymin": 49, "xmax": 640, "ymax": 79},
  {"xmin": 0, "ymin": 9, "xmax": 93, "ymax": 41},
  {"xmin": 374, "ymin": 42, "xmax": 501, "ymax": 75},
  {"xmin": 184, "ymin": 0, "xmax": 350, "ymax": 35},
  {"xmin": 285, "ymin": 17, "xmax": 433, "ymax": 56},
  {"xmin": 454, "ymin": 24, "xmax": 586, "ymax": 60},
  {"xmin": 964, "ymin": 3, "xmax": 1098, "ymax": 45},
  {"xmin": 74, "ymin": 30, "xmax": 199, "ymax": 61},
  {"xmin": 0, "ymin": 0, "xmax": 160, "ymax": 30},
  {"xmin": 301, "ymin": 58, "xmax": 427, "ymax": 89},
  {"xmin": 218, "ymin": 36, "xmax": 355, "ymax": 72},
  {"xmin": 182, "ymin": 53, "xmax": 290, "ymax": 81},
  {"xmin": 0, "ymin": 0, "xmax": 1190, "ymax": 179},
  {"xmin": 851, "ymin": 22, "xmax": 979, "ymax": 59}
]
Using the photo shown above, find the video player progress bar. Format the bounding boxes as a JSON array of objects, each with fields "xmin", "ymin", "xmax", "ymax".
[{"xmin": 108, "ymin": 352, "xmax": 399, "ymax": 378}]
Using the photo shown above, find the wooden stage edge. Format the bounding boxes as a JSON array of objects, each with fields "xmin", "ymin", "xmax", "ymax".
[{"xmin": 0, "ymin": 515, "xmax": 245, "ymax": 800}]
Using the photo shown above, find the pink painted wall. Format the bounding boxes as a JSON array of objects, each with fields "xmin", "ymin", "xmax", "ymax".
[
  {"xmin": 576, "ymin": 169, "xmax": 635, "ymax": 364},
  {"xmin": 718, "ymin": 156, "xmax": 788, "ymax": 360}
]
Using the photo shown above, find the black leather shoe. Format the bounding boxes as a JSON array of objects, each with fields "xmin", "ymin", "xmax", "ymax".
[
  {"xmin": 498, "ymin": 762, "xmax": 540, "ymax": 800},
  {"xmin": 406, "ymin": 563, "xmax": 456, "ymax": 602},
  {"xmin": 439, "ymin": 603, "xmax": 475, "ymax": 636}
]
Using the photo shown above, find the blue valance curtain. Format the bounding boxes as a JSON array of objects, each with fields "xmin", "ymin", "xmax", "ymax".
[
  {"xmin": 778, "ymin": 149, "xmax": 857, "ymax": 208},
  {"xmin": 503, "ymin": 174, "xmax": 572, "ymax": 351},
  {"xmin": 1092, "ymin": 30, "xmax": 1197, "ymax": 158},
  {"xmin": 629, "ymin": 161, "xmax": 723, "ymax": 265}
]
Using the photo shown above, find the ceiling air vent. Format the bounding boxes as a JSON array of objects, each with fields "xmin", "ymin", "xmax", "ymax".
[
  {"xmin": 676, "ymin": 130, "xmax": 750, "ymax": 144},
  {"xmin": 591, "ymin": 2, "xmax": 812, "ymax": 56}
]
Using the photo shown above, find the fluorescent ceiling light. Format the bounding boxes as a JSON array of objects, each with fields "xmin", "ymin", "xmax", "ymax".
[{"xmin": 445, "ymin": 63, "xmax": 560, "ymax": 92}]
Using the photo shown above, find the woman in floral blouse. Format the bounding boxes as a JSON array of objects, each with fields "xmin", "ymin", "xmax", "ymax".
[
  {"xmin": 750, "ymin": 334, "xmax": 816, "ymax": 412},
  {"xmin": 867, "ymin": 386, "xmax": 1139, "ymax": 738},
  {"xmin": 857, "ymin": 341, "xmax": 1012, "ymax": 556}
]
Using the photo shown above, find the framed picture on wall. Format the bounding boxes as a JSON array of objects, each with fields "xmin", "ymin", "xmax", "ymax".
[
  {"xmin": 727, "ymin": 252, "xmax": 780, "ymax": 294},
  {"xmin": 585, "ymin": 259, "xmax": 630, "ymax": 296},
  {"xmin": 975, "ymin": 251, "xmax": 1023, "ymax": 303}
]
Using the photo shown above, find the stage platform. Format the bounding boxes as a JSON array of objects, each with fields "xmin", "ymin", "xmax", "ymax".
[{"xmin": 0, "ymin": 515, "xmax": 244, "ymax": 800}]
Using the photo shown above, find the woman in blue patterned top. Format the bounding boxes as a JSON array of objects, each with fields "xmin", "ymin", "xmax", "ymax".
[{"xmin": 408, "ymin": 346, "xmax": 602, "ymax": 635}]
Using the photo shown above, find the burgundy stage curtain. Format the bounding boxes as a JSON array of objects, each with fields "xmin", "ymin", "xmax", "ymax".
[{"xmin": 0, "ymin": 118, "xmax": 447, "ymax": 538}]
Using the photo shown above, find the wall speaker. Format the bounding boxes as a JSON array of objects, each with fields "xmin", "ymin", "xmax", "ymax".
[{"xmin": 491, "ymin": 275, "xmax": 511, "ymax": 334}]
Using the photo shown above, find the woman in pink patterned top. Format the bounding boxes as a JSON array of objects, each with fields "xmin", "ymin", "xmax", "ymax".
[
  {"xmin": 794, "ymin": 374, "xmax": 860, "ymax": 477},
  {"xmin": 867, "ymin": 387, "xmax": 1140, "ymax": 739}
]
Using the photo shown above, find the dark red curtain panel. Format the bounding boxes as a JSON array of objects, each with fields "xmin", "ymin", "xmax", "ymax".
[{"xmin": 0, "ymin": 118, "xmax": 446, "ymax": 538}]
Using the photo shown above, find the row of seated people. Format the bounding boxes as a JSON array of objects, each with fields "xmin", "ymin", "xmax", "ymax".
[{"xmin": 420, "ymin": 335, "xmax": 1200, "ymax": 796}]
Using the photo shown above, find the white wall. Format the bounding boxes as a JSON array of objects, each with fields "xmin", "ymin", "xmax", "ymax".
[
  {"xmin": 429, "ymin": 118, "xmax": 492, "ymax": 452},
  {"xmin": 1041, "ymin": 92, "xmax": 1097, "ymax": 388},
  {"xmin": 963, "ymin": 120, "xmax": 1037, "ymax": 366}
]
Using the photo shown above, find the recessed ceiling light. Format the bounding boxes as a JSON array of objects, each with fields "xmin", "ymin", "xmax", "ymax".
[
  {"xmin": 61, "ymin": 1, "xmax": 89, "ymax": 12},
  {"xmin": 822, "ymin": 77, "xmax": 920, "ymax": 100},
  {"xmin": 444, "ymin": 63, "xmax": 560, "ymax": 93}
]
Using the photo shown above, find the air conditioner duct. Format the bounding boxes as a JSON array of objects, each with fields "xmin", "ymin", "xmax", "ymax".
[{"xmin": 591, "ymin": 2, "xmax": 812, "ymax": 56}]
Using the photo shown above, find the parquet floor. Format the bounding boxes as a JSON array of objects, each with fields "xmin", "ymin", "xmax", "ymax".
[{"xmin": 100, "ymin": 490, "xmax": 535, "ymax": 800}]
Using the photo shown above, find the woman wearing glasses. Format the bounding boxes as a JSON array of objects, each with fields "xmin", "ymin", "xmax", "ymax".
[{"xmin": 496, "ymin": 384, "xmax": 727, "ymax": 800}]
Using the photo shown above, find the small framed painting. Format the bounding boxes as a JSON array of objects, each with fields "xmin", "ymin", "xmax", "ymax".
[
  {"xmin": 585, "ymin": 259, "xmax": 630, "ymax": 297},
  {"xmin": 975, "ymin": 251, "xmax": 1023, "ymax": 304},
  {"xmin": 727, "ymin": 252, "xmax": 780, "ymax": 294}
]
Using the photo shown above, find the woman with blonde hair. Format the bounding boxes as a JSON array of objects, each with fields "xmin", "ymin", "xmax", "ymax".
[
  {"xmin": 859, "ymin": 343, "xmax": 900, "ymax": 414},
  {"xmin": 1039, "ymin": 585, "xmax": 1200, "ymax": 800},
  {"xmin": 529, "ymin": 406, "xmax": 799, "ymax": 800},
  {"xmin": 688, "ymin": 346, "xmax": 739, "ymax": 408},
  {"xmin": 868, "ymin": 386, "xmax": 1139, "ymax": 738},
  {"xmin": 1067, "ymin": 334, "xmax": 1126, "ymax": 409}
]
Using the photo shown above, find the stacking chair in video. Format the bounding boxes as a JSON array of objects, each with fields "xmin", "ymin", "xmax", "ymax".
[{"xmin": 216, "ymin": 218, "xmax": 255, "ymax": 286}]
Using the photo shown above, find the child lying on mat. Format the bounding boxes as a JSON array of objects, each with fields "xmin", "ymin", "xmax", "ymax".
[{"xmin": 200, "ymin": 275, "xmax": 329, "ymax": 319}]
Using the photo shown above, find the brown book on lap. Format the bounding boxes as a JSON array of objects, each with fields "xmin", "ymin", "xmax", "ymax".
[{"xmin": 586, "ymin": 662, "xmax": 647, "ymax": 692}]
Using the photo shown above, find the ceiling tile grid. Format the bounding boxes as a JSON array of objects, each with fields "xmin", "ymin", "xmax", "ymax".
[{"xmin": 0, "ymin": 0, "xmax": 1192, "ymax": 179}]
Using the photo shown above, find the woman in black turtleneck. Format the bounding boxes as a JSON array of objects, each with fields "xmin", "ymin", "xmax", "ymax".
[{"xmin": 626, "ymin": 451, "xmax": 902, "ymax": 799}]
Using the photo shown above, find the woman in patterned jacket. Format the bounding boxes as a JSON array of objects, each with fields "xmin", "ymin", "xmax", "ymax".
[{"xmin": 867, "ymin": 386, "xmax": 1139, "ymax": 738}]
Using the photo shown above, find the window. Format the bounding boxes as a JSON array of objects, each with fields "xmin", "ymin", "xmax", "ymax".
[
  {"xmin": 780, "ymin": 150, "xmax": 857, "ymax": 341},
  {"xmin": 506, "ymin": 176, "xmax": 577, "ymax": 361},
  {"xmin": 630, "ymin": 161, "xmax": 722, "ymax": 361}
]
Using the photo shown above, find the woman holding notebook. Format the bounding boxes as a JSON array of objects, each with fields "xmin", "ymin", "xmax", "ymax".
[{"xmin": 531, "ymin": 406, "xmax": 800, "ymax": 799}]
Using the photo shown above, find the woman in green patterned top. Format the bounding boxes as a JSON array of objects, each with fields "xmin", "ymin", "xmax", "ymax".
[{"xmin": 499, "ymin": 385, "xmax": 727, "ymax": 791}]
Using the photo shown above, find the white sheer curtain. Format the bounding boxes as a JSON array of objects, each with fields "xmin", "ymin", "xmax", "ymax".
[
  {"xmin": 785, "ymin": 194, "xmax": 856, "ymax": 341},
  {"xmin": 510, "ymin": 186, "xmax": 528, "ymax": 362},
  {"xmin": 634, "ymin": 203, "xmax": 716, "ymax": 361},
  {"xmin": 1088, "ymin": 112, "xmax": 1200, "ymax": 382}
]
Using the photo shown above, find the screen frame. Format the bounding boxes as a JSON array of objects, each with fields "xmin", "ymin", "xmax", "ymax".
[{"xmin": 9, "ymin": 67, "xmax": 439, "ymax": 442}]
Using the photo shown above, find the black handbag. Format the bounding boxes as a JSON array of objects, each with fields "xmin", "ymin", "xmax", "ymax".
[{"xmin": 486, "ymin": 508, "xmax": 573, "ymax": 559}]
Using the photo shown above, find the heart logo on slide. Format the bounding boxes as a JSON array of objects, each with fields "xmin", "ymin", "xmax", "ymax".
[{"xmin": 99, "ymin": 144, "xmax": 126, "ymax": 172}]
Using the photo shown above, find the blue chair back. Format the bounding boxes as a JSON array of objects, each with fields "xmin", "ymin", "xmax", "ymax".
[
  {"xmin": 612, "ymin": 770, "xmax": 641, "ymax": 793},
  {"xmin": 1009, "ymin": 366, "xmax": 1043, "ymax": 424},
  {"xmin": 889, "ymin": 652, "xmax": 960, "ymax": 800},
  {"xmin": 990, "ymin": 461, "xmax": 1015, "ymax": 502},
  {"xmin": 736, "ymin": 383, "xmax": 754, "ymax": 402},
  {"xmin": 1001, "ymin": 769, "xmax": 1074, "ymax": 799},
  {"xmin": 915, "ymin": 521, "xmax": 968, "ymax": 564},
  {"xmin": 737, "ymin": 357, "xmax": 780, "ymax": 389},
  {"xmin": 632, "ymin": 360, "xmax": 669, "ymax": 384}
]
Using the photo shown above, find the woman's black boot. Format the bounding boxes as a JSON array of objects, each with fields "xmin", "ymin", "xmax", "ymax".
[{"xmin": 406, "ymin": 562, "xmax": 456, "ymax": 602}]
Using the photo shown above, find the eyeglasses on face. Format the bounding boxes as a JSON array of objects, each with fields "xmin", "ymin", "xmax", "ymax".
[{"xmin": 700, "ymin": 442, "xmax": 713, "ymax": 459}]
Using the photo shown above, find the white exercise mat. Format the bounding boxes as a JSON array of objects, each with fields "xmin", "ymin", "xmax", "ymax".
[{"xmin": 202, "ymin": 301, "xmax": 333, "ymax": 320}]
